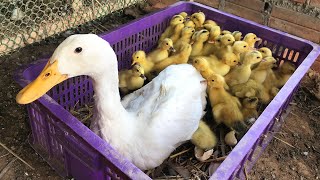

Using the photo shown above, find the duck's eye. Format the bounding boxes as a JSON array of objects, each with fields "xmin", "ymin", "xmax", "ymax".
[
  {"xmin": 136, "ymin": 56, "xmax": 139, "ymax": 59},
  {"xmin": 254, "ymin": 37, "xmax": 256, "ymax": 39},
  {"xmin": 74, "ymin": 47, "xmax": 82, "ymax": 53},
  {"xmin": 166, "ymin": 43, "xmax": 169, "ymax": 45},
  {"xmin": 257, "ymin": 57, "xmax": 260, "ymax": 59},
  {"xmin": 192, "ymin": 30, "xmax": 195, "ymax": 32},
  {"xmin": 194, "ymin": 60, "xmax": 198, "ymax": 63},
  {"xmin": 136, "ymin": 70, "xmax": 139, "ymax": 72},
  {"xmin": 44, "ymin": 72, "xmax": 51, "ymax": 77},
  {"xmin": 233, "ymin": 60, "xmax": 237, "ymax": 62},
  {"xmin": 244, "ymin": 45, "xmax": 247, "ymax": 48},
  {"xmin": 221, "ymin": 33, "xmax": 224, "ymax": 35},
  {"xmin": 179, "ymin": 19, "xmax": 182, "ymax": 21},
  {"xmin": 227, "ymin": 39, "xmax": 231, "ymax": 41},
  {"xmin": 261, "ymin": 50, "xmax": 265, "ymax": 53},
  {"xmin": 211, "ymin": 79, "xmax": 214, "ymax": 82}
]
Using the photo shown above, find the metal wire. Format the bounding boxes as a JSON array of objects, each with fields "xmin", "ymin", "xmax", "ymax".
[{"xmin": 0, "ymin": 0, "xmax": 142, "ymax": 56}]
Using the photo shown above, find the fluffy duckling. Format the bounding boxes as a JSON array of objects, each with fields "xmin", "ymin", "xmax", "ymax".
[
  {"xmin": 207, "ymin": 74, "xmax": 243, "ymax": 128},
  {"xmin": 250, "ymin": 56, "xmax": 277, "ymax": 84},
  {"xmin": 153, "ymin": 43, "xmax": 192, "ymax": 74},
  {"xmin": 184, "ymin": 19, "xmax": 196, "ymax": 28},
  {"xmin": 119, "ymin": 63, "xmax": 146, "ymax": 94},
  {"xmin": 232, "ymin": 41, "xmax": 250, "ymax": 60},
  {"xmin": 179, "ymin": 12, "xmax": 188, "ymax": 19},
  {"xmin": 191, "ymin": 120, "xmax": 217, "ymax": 151},
  {"xmin": 174, "ymin": 26, "xmax": 195, "ymax": 50},
  {"xmin": 204, "ymin": 19, "xmax": 218, "ymax": 26},
  {"xmin": 192, "ymin": 120, "xmax": 217, "ymax": 162},
  {"xmin": 213, "ymin": 34, "xmax": 235, "ymax": 59},
  {"xmin": 159, "ymin": 15, "xmax": 184, "ymax": 42},
  {"xmin": 131, "ymin": 50, "xmax": 154, "ymax": 79},
  {"xmin": 231, "ymin": 79, "xmax": 263, "ymax": 98},
  {"xmin": 191, "ymin": 12, "xmax": 205, "ymax": 30},
  {"xmin": 243, "ymin": 33, "xmax": 261, "ymax": 49},
  {"xmin": 258, "ymin": 47, "xmax": 272, "ymax": 58},
  {"xmin": 208, "ymin": 52, "xmax": 239, "ymax": 76},
  {"xmin": 241, "ymin": 97, "xmax": 259, "ymax": 122},
  {"xmin": 274, "ymin": 61, "xmax": 296, "ymax": 87},
  {"xmin": 232, "ymin": 31, "xmax": 242, "ymax": 41},
  {"xmin": 192, "ymin": 57, "xmax": 215, "ymax": 79},
  {"xmin": 190, "ymin": 29, "xmax": 210, "ymax": 57},
  {"xmin": 148, "ymin": 38, "xmax": 175, "ymax": 63},
  {"xmin": 201, "ymin": 25, "xmax": 221, "ymax": 56},
  {"xmin": 169, "ymin": 23, "xmax": 185, "ymax": 43},
  {"xmin": 221, "ymin": 30, "xmax": 232, "ymax": 35},
  {"xmin": 225, "ymin": 50, "xmax": 263, "ymax": 86}
]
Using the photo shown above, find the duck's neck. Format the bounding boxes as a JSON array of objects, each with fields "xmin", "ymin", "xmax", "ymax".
[{"xmin": 91, "ymin": 68, "xmax": 130, "ymax": 135}]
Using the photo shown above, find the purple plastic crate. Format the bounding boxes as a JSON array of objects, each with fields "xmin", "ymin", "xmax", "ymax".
[{"xmin": 14, "ymin": 2, "xmax": 320, "ymax": 180}]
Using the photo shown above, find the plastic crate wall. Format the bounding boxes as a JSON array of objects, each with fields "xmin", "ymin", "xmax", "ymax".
[{"xmin": 14, "ymin": 2, "xmax": 320, "ymax": 180}]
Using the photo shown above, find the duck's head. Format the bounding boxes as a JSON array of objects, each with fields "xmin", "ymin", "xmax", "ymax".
[
  {"xmin": 204, "ymin": 20, "xmax": 218, "ymax": 26},
  {"xmin": 221, "ymin": 52, "xmax": 239, "ymax": 67},
  {"xmin": 131, "ymin": 63, "xmax": 146, "ymax": 79},
  {"xmin": 184, "ymin": 19, "xmax": 196, "ymax": 28},
  {"xmin": 205, "ymin": 25, "xmax": 221, "ymax": 43},
  {"xmin": 178, "ymin": 12, "xmax": 188, "ymax": 19},
  {"xmin": 192, "ymin": 57, "xmax": 210, "ymax": 71},
  {"xmin": 170, "ymin": 15, "xmax": 184, "ymax": 26},
  {"xmin": 181, "ymin": 26, "xmax": 195, "ymax": 38},
  {"xmin": 279, "ymin": 61, "xmax": 296, "ymax": 74},
  {"xmin": 232, "ymin": 31, "xmax": 242, "ymax": 41},
  {"xmin": 243, "ymin": 50, "xmax": 262, "ymax": 65},
  {"xmin": 159, "ymin": 38, "xmax": 175, "ymax": 52},
  {"xmin": 16, "ymin": 34, "xmax": 116, "ymax": 104},
  {"xmin": 256, "ymin": 56, "xmax": 277, "ymax": 70},
  {"xmin": 131, "ymin": 50, "xmax": 146, "ymax": 66},
  {"xmin": 191, "ymin": 12, "xmax": 205, "ymax": 27},
  {"xmin": 258, "ymin": 47, "xmax": 272, "ymax": 58},
  {"xmin": 232, "ymin": 41, "xmax": 249, "ymax": 54},
  {"xmin": 242, "ymin": 97, "xmax": 259, "ymax": 108},
  {"xmin": 218, "ymin": 34, "xmax": 235, "ymax": 46},
  {"xmin": 220, "ymin": 30, "xmax": 231, "ymax": 36},
  {"xmin": 192, "ymin": 29, "xmax": 209, "ymax": 42},
  {"xmin": 207, "ymin": 74, "xmax": 226, "ymax": 89},
  {"xmin": 244, "ymin": 33, "xmax": 261, "ymax": 47}
]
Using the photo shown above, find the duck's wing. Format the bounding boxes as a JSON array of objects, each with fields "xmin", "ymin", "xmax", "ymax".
[{"xmin": 121, "ymin": 64, "xmax": 207, "ymax": 141}]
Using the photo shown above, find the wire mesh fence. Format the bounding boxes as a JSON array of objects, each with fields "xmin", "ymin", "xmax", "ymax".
[{"xmin": 0, "ymin": 0, "xmax": 143, "ymax": 56}]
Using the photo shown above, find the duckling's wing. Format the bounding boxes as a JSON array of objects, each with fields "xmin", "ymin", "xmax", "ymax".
[{"xmin": 122, "ymin": 64, "xmax": 207, "ymax": 141}]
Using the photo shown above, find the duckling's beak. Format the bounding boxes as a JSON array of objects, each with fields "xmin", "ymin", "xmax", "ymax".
[
  {"xmin": 140, "ymin": 74, "xmax": 147, "ymax": 80},
  {"xmin": 208, "ymin": 40, "xmax": 215, "ymax": 44},
  {"xmin": 261, "ymin": 58, "xmax": 267, "ymax": 62},
  {"xmin": 237, "ymin": 62, "xmax": 242, "ymax": 66},
  {"xmin": 256, "ymin": 37, "xmax": 262, "ymax": 41},
  {"xmin": 16, "ymin": 60, "xmax": 68, "ymax": 104},
  {"xmin": 131, "ymin": 62, "xmax": 137, "ymax": 67},
  {"xmin": 169, "ymin": 47, "xmax": 176, "ymax": 52}
]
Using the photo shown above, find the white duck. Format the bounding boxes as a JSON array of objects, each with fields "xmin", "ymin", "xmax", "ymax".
[{"xmin": 16, "ymin": 34, "xmax": 207, "ymax": 170}]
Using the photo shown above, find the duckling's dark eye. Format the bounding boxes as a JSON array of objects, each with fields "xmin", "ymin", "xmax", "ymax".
[
  {"xmin": 166, "ymin": 43, "xmax": 169, "ymax": 45},
  {"xmin": 257, "ymin": 57, "xmax": 260, "ymax": 59},
  {"xmin": 136, "ymin": 56, "xmax": 139, "ymax": 59},
  {"xmin": 261, "ymin": 50, "xmax": 265, "ymax": 53},
  {"xmin": 254, "ymin": 37, "xmax": 256, "ymax": 39},
  {"xmin": 227, "ymin": 39, "xmax": 231, "ymax": 41},
  {"xmin": 194, "ymin": 60, "xmax": 198, "ymax": 63},
  {"xmin": 244, "ymin": 45, "xmax": 247, "ymax": 48},
  {"xmin": 192, "ymin": 30, "xmax": 195, "ymax": 32},
  {"xmin": 136, "ymin": 70, "xmax": 139, "ymax": 72},
  {"xmin": 179, "ymin": 19, "xmax": 182, "ymax": 21},
  {"xmin": 211, "ymin": 80, "xmax": 214, "ymax": 82},
  {"xmin": 74, "ymin": 47, "xmax": 82, "ymax": 53},
  {"xmin": 221, "ymin": 33, "xmax": 224, "ymax": 35},
  {"xmin": 44, "ymin": 72, "xmax": 51, "ymax": 77},
  {"xmin": 233, "ymin": 60, "xmax": 237, "ymax": 62}
]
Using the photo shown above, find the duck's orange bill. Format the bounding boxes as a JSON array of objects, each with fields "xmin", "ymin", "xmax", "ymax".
[{"xmin": 16, "ymin": 60, "xmax": 67, "ymax": 104}]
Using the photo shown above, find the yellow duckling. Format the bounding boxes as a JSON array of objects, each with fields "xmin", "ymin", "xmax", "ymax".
[
  {"xmin": 192, "ymin": 57, "xmax": 215, "ymax": 79},
  {"xmin": 243, "ymin": 33, "xmax": 261, "ymax": 49},
  {"xmin": 231, "ymin": 79, "xmax": 263, "ymax": 98},
  {"xmin": 204, "ymin": 19, "xmax": 218, "ymax": 26},
  {"xmin": 250, "ymin": 56, "xmax": 277, "ymax": 84},
  {"xmin": 169, "ymin": 23, "xmax": 185, "ymax": 43},
  {"xmin": 213, "ymin": 34, "xmax": 235, "ymax": 59},
  {"xmin": 232, "ymin": 31, "xmax": 242, "ymax": 41},
  {"xmin": 191, "ymin": 120, "xmax": 217, "ymax": 151},
  {"xmin": 190, "ymin": 29, "xmax": 210, "ymax": 57},
  {"xmin": 159, "ymin": 15, "xmax": 184, "ymax": 42},
  {"xmin": 221, "ymin": 30, "xmax": 232, "ymax": 35},
  {"xmin": 232, "ymin": 41, "xmax": 250, "ymax": 60},
  {"xmin": 119, "ymin": 63, "xmax": 146, "ymax": 95},
  {"xmin": 208, "ymin": 52, "xmax": 239, "ymax": 76},
  {"xmin": 191, "ymin": 12, "xmax": 205, "ymax": 30},
  {"xmin": 207, "ymin": 74, "xmax": 243, "ymax": 128},
  {"xmin": 274, "ymin": 61, "xmax": 296, "ymax": 87},
  {"xmin": 184, "ymin": 19, "xmax": 196, "ymax": 28},
  {"xmin": 178, "ymin": 12, "xmax": 188, "ymax": 19},
  {"xmin": 131, "ymin": 50, "xmax": 154, "ymax": 80},
  {"xmin": 258, "ymin": 47, "xmax": 272, "ymax": 58},
  {"xmin": 153, "ymin": 43, "xmax": 192, "ymax": 74},
  {"xmin": 201, "ymin": 25, "xmax": 221, "ymax": 56},
  {"xmin": 192, "ymin": 120, "xmax": 217, "ymax": 162},
  {"xmin": 147, "ymin": 38, "xmax": 175, "ymax": 63},
  {"xmin": 225, "ymin": 50, "xmax": 263, "ymax": 86},
  {"xmin": 174, "ymin": 26, "xmax": 195, "ymax": 50},
  {"xmin": 241, "ymin": 97, "xmax": 259, "ymax": 122}
]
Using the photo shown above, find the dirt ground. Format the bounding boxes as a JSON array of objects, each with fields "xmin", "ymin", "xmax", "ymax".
[{"xmin": 0, "ymin": 6, "xmax": 320, "ymax": 180}]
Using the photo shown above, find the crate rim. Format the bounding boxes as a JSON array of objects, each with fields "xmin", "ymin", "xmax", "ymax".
[{"xmin": 14, "ymin": 1, "xmax": 320, "ymax": 180}]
